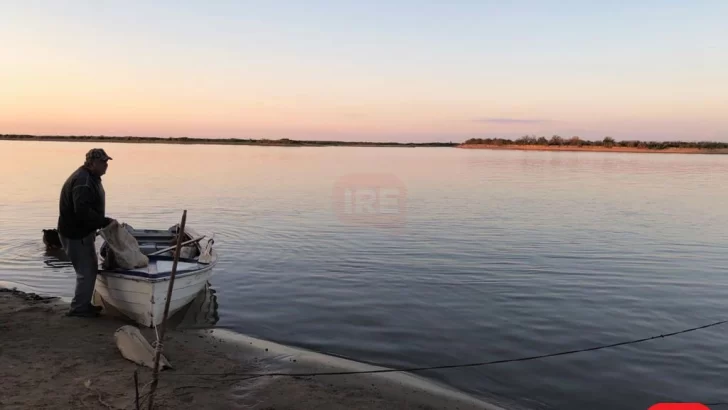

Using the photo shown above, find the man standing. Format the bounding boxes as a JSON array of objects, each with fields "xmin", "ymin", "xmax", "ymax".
[{"xmin": 58, "ymin": 148, "xmax": 115, "ymax": 317}]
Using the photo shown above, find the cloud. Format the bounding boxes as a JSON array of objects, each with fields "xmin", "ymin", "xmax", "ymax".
[{"xmin": 474, "ymin": 118, "xmax": 553, "ymax": 124}]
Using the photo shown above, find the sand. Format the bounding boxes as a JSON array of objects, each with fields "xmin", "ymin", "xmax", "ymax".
[
  {"xmin": 458, "ymin": 144, "xmax": 728, "ymax": 154},
  {"xmin": 0, "ymin": 288, "xmax": 504, "ymax": 410}
]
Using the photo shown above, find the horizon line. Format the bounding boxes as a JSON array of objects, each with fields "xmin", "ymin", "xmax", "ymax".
[{"xmin": 2, "ymin": 133, "xmax": 726, "ymax": 145}]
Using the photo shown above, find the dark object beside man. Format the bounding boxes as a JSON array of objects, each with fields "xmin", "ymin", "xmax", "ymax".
[{"xmin": 42, "ymin": 228, "xmax": 63, "ymax": 249}]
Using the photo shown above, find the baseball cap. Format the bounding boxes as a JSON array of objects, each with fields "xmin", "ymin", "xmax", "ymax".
[{"xmin": 86, "ymin": 148, "xmax": 113, "ymax": 162}]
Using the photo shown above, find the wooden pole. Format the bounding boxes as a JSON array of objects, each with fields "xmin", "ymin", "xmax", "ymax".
[
  {"xmin": 134, "ymin": 370, "xmax": 140, "ymax": 410},
  {"xmin": 147, "ymin": 210, "xmax": 187, "ymax": 410}
]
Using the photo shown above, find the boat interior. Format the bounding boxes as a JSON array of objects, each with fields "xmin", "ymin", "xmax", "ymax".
[
  {"xmin": 99, "ymin": 224, "xmax": 213, "ymax": 276},
  {"xmin": 126, "ymin": 225, "xmax": 201, "ymax": 258}
]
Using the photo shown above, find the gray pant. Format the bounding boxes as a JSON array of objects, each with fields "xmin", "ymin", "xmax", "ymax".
[{"xmin": 59, "ymin": 232, "xmax": 98, "ymax": 313}]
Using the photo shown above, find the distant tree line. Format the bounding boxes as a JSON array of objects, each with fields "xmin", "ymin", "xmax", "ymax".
[
  {"xmin": 0, "ymin": 134, "xmax": 456, "ymax": 147},
  {"xmin": 2, "ymin": 133, "xmax": 725, "ymax": 149},
  {"xmin": 463, "ymin": 136, "xmax": 728, "ymax": 150}
]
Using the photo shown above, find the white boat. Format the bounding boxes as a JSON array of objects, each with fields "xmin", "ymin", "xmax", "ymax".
[{"xmin": 92, "ymin": 224, "xmax": 218, "ymax": 327}]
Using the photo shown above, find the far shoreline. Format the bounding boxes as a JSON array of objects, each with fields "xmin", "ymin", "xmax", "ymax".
[
  {"xmin": 458, "ymin": 144, "xmax": 728, "ymax": 155},
  {"xmin": 2, "ymin": 134, "xmax": 727, "ymax": 154},
  {"xmin": 0, "ymin": 134, "xmax": 455, "ymax": 148}
]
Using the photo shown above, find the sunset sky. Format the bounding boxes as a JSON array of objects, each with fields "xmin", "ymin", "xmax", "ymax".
[{"xmin": 2, "ymin": 1, "xmax": 727, "ymax": 142}]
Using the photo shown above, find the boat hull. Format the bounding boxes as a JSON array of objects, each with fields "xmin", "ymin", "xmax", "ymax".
[
  {"xmin": 94, "ymin": 264, "xmax": 215, "ymax": 327},
  {"xmin": 92, "ymin": 224, "xmax": 218, "ymax": 327}
]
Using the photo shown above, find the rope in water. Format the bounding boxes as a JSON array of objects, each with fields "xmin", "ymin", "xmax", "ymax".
[
  {"xmin": 123, "ymin": 318, "xmax": 728, "ymax": 408},
  {"xmin": 169, "ymin": 318, "xmax": 728, "ymax": 379}
]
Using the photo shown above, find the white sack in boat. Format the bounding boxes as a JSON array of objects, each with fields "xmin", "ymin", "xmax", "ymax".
[
  {"xmin": 114, "ymin": 325, "xmax": 172, "ymax": 370},
  {"xmin": 99, "ymin": 221, "xmax": 149, "ymax": 269}
]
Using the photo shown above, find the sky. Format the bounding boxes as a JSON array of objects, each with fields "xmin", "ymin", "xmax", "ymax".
[{"xmin": 1, "ymin": 1, "xmax": 727, "ymax": 142}]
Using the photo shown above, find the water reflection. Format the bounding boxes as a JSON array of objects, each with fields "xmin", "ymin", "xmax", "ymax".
[
  {"xmin": 43, "ymin": 248, "xmax": 71, "ymax": 269},
  {"xmin": 166, "ymin": 282, "xmax": 220, "ymax": 329}
]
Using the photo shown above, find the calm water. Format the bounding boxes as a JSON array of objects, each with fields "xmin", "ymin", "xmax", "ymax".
[{"xmin": 2, "ymin": 140, "xmax": 728, "ymax": 409}]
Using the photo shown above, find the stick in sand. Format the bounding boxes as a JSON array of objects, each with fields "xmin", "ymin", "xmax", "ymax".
[
  {"xmin": 147, "ymin": 210, "xmax": 187, "ymax": 410},
  {"xmin": 134, "ymin": 370, "xmax": 140, "ymax": 410}
]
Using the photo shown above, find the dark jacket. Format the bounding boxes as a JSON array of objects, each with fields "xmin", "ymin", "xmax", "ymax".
[{"xmin": 57, "ymin": 166, "xmax": 112, "ymax": 239}]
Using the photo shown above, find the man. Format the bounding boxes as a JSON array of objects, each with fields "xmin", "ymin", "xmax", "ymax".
[{"xmin": 58, "ymin": 148, "xmax": 116, "ymax": 317}]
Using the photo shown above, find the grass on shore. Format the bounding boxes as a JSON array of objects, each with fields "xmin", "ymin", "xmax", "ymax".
[{"xmin": 463, "ymin": 136, "xmax": 728, "ymax": 150}]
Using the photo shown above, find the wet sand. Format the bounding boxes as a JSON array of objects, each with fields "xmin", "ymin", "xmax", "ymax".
[
  {"xmin": 0, "ymin": 288, "xmax": 504, "ymax": 409},
  {"xmin": 458, "ymin": 144, "xmax": 728, "ymax": 154}
]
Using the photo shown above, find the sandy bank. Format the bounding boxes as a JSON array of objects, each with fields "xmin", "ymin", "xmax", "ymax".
[
  {"xmin": 458, "ymin": 144, "xmax": 728, "ymax": 154},
  {"xmin": 0, "ymin": 288, "xmax": 504, "ymax": 409}
]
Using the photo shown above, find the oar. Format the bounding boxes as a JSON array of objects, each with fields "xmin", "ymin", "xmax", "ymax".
[{"xmin": 148, "ymin": 236, "xmax": 205, "ymax": 256}]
